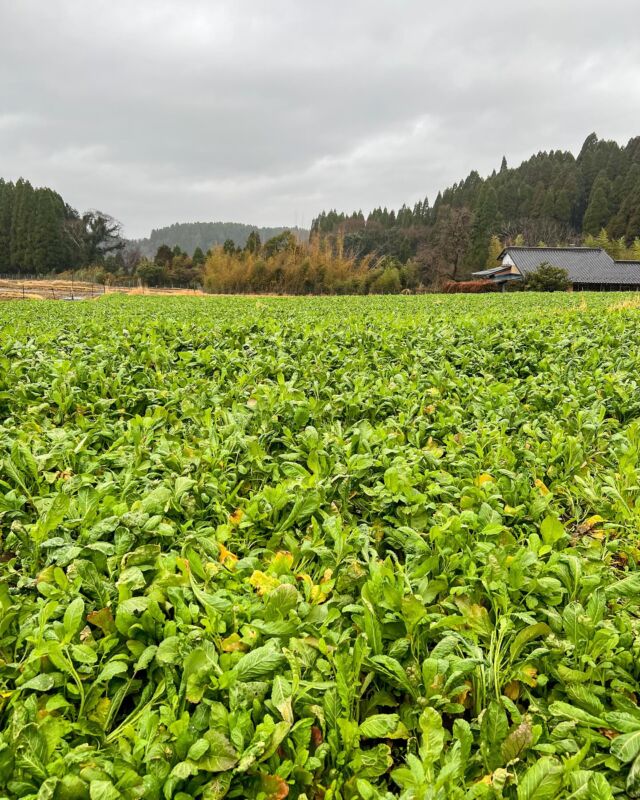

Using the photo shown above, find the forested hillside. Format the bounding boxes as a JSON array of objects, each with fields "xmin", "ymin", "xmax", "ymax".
[
  {"xmin": 4, "ymin": 133, "xmax": 640, "ymax": 287},
  {"xmin": 312, "ymin": 133, "xmax": 640, "ymax": 281},
  {"xmin": 134, "ymin": 221, "xmax": 309, "ymax": 258},
  {"xmin": 0, "ymin": 178, "xmax": 123, "ymax": 274}
]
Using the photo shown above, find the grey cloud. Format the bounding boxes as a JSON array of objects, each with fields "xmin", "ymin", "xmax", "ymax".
[{"xmin": 1, "ymin": 0, "xmax": 639, "ymax": 237}]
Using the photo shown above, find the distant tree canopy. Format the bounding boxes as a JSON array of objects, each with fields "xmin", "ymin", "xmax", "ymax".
[
  {"xmin": 222, "ymin": 239, "xmax": 237, "ymax": 256},
  {"xmin": 263, "ymin": 230, "xmax": 297, "ymax": 257},
  {"xmin": 154, "ymin": 244, "xmax": 173, "ymax": 267},
  {"xmin": 133, "ymin": 221, "xmax": 309, "ymax": 259},
  {"xmin": 0, "ymin": 178, "xmax": 123, "ymax": 274},
  {"xmin": 245, "ymin": 230, "xmax": 262, "ymax": 254},
  {"xmin": 67, "ymin": 211, "xmax": 124, "ymax": 265},
  {"xmin": 133, "ymin": 241, "xmax": 207, "ymax": 286},
  {"xmin": 311, "ymin": 133, "xmax": 640, "ymax": 285},
  {"xmin": 192, "ymin": 246, "xmax": 206, "ymax": 267}
]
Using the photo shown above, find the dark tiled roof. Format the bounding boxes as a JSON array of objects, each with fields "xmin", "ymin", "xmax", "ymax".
[
  {"xmin": 503, "ymin": 247, "xmax": 640, "ymax": 285},
  {"xmin": 606, "ymin": 261, "xmax": 640, "ymax": 284}
]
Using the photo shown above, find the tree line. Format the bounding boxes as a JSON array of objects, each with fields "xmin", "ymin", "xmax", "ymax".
[
  {"xmin": 80, "ymin": 225, "xmax": 640, "ymax": 294},
  {"xmin": 0, "ymin": 184, "xmax": 418, "ymax": 292},
  {"xmin": 312, "ymin": 133, "xmax": 640, "ymax": 282},
  {"xmin": 135, "ymin": 231, "xmax": 417, "ymax": 294}
]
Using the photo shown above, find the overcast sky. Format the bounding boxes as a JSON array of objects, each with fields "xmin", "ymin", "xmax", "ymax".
[{"xmin": 1, "ymin": 1, "xmax": 639, "ymax": 238}]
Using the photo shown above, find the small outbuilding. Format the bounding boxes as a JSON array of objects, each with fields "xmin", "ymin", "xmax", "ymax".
[{"xmin": 473, "ymin": 246, "xmax": 640, "ymax": 291}]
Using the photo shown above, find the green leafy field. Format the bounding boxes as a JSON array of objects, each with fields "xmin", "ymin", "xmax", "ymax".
[{"xmin": 1, "ymin": 294, "xmax": 640, "ymax": 800}]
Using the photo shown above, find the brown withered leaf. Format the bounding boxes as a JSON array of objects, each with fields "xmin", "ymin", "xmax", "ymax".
[
  {"xmin": 258, "ymin": 775, "xmax": 289, "ymax": 800},
  {"xmin": 86, "ymin": 607, "xmax": 115, "ymax": 635}
]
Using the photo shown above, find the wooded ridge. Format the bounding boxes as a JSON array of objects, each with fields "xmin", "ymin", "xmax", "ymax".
[{"xmin": 312, "ymin": 132, "xmax": 640, "ymax": 281}]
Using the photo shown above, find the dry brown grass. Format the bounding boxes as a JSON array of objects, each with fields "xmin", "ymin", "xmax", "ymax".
[
  {"xmin": 0, "ymin": 290, "xmax": 44, "ymax": 301},
  {"xmin": 0, "ymin": 278, "xmax": 101, "ymax": 299},
  {"xmin": 0, "ymin": 278, "xmax": 94, "ymax": 291},
  {"xmin": 125, "ymin": 287, "xmax": 204, "ymax": 296},
  {"xmin": 608, "ymin": 295, "xmax": 640, "ymax": 311},
  {"xmin": 0, "ymin": 278, "xmax": 206, "ymax": 301}
]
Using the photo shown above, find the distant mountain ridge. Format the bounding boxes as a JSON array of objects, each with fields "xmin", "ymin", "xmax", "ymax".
[{"xmin": 133, "ymin": 221, "xmax": 309, "ymax": 257}]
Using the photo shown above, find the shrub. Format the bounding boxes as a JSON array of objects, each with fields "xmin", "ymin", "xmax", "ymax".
[
  {"xmin": 371, "ymin": 267, "xmax": 402, "ymax": 294},
  {"xmin": 441, "ymin": 279, "xmax": 499, "ymax": 293},
  {"xmin": 524, "ymin": 262, "xmax": 570, "ymax": 292}
]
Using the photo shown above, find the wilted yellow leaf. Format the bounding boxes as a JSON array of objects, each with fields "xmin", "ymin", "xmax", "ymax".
[
  {"xmin": 221, "ymin": 633, "xmax": 247, "ymax": 652},
  {"xmin": 310, "ymin": 569, "xmax": 334, "ymax": 604},
  {"xmin": 504, "ymin": 680, "xmax": 520, "ymax": 700},
  {"xmin": 575, "ymin": 514, "xmax": 605, "ymax": 540},
  {"xmin": 297, "ymin": 570, "xmax": 334, "ymax": 604},
  {"xmin": 520, "ymin": 666, "xmax": 538, "ymax": 687},
  {"xmin": 429, "ymin": 673, "xmax": 445, "ymax": 692},
  {"xmin": 476, "ymin": 473, "xmax": 494, "ymax": 486},
  {"xmin": 270, "ymin": 551, "xmax": 294, "ymax": 574},
  {"xmin": 249, "ymin": 570, "xmax": 281, "ymax": 595},
  {"xmin": 320, "ymin": 568, "xmax": 333, "ymax": 584},
  {"xmin": 457, "ymin": 681, "xmax": 472, "ymax": 705},
  {"xmin": 36, "ymin": 565, "xmax": 56, "ymax": 585},
  {"xmin": 297, "ymin": 573, "xmax": 313, "ymax": 590},
  {"xmin": 229, "ymin": 508, "xmax": 244, "ymax": 525},
  {"xmin": 218, "ymin": 543, "xmax": 238, "ymax": 568},
  {"xmin": 89, "ymin": 696, "xmax": 111, "ymax": 727},
  {"xmin": 534, "ymin": 478, "xmax": 550, "ymax": 495},
  {"xmin": 455, "ymin": 598, "xmax": 493, "ymax": 637},
  {"xmin": 310, "ymin": 585, "xmax": 325, "ymax": 603},
  {"xmin": 478, "ymin": 769, "xmax": 508, "ymax": 788},
  {"xmin": 425, "ymin": 438, "xmax": 444, "ymax": 457}
]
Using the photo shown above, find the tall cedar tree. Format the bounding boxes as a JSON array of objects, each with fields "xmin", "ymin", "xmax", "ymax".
[{"xmin": 583, "ymin": 172, "xmax": 612, "ymax": 234}]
